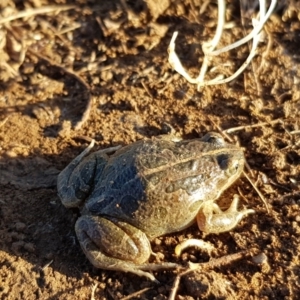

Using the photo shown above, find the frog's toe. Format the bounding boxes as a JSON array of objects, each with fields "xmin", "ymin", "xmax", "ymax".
[{"xmin": 197, "ymin": 195, "xmax": 255, "ymax": 234}]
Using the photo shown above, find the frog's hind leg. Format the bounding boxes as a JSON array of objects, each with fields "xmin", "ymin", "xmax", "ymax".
[
  {"xmin": 57, "ymin": 141, "xmax": 120, "ymax": 208},
  {"xmin": 197, "ymin": 195, "xmax": 255, "ymax": 234},
  {"xmin": 75, "ymin": 215, "xmax": 162, "ymax": 280}
]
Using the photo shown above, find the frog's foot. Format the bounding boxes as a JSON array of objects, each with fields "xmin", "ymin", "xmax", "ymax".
[
  {"xmin": 76, "ymin": 215, "xmax": 178, "ymax": 281},
  {"xmin": 197, "ymin": 195, "xmax": 255, "ymax": 234}
]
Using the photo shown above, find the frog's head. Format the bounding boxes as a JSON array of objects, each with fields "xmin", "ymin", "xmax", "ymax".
[
  {"xmin": 184, "ymin": 132, "xmax": 245, "ymax": 205},
  {"xmin": 214, "ymin": 146, "xmax": 245, "ymax": 195}
]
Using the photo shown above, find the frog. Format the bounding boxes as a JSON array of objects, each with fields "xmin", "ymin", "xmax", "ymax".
[{"xmin": 57, "ymin": 132, "xmax": 254, "ymax": 280}]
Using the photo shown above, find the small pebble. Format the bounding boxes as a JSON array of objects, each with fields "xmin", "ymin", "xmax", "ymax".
[{"xmin": 252, "ymin": 253, "xmax": 268, "ymax": 264}]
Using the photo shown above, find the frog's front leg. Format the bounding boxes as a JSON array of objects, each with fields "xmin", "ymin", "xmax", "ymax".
[
  {"xmin": 197, "ymin": 195, "xmax": 255, "ymax": 234},
  {"xmin": 75, "ymin": 215, "xmax": 158, "ymax": 280},
  {"xmin": 57, "ymin": 141, "xmax": 121, "ymax": 208}
]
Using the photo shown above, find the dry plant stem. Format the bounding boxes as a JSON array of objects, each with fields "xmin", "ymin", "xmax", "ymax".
[
  {"xmin": 121, "ymin": 287, "xmax": 152, "ymax": 300},
  {"xmin": 168, "ymin": 273, "xmax": 181, "ymax": 300},
  {"xmin": 0, "ymin": 118, "xmax": 8, "ymax": 128},
  {"xmin": 243, "ymin": 171, "xmax": 269, "ymax": 213},
  {"xmin": 210, "ymin": 0, "xmax": 276, "ymax": 56},
  {"xmin": 198, "ymin": 0, "xmax": 226, "ymax": 84},
  {"xmin": 168, "ymin": 0, "xmax": 225, "ymax": 86},
  {"xmin": 241, "ymin": 1, "xmax": 265, "ymax": 95},
  {"xmin": 198, "ymin": 17, "xmax": 262, "ymax": 87},
  {"xmin": 168, "ymin": 250, "xmax": 252, "ymax": 300},
  {"xmin": 90, "ymin": 283, "xmax": 98, "ymax": 300},
  {"xmin": 175, "ymin": 239, "xmax": 215, "ymax": 256},
  {"xmin": 141, "ymin": 80, "xmax": 153, "ymax": 98},
  {"xmin": 223, "ymin": 118, "xmax": 283, "ymax": 133},
  {"xmin": 290, "ymin": 130, "xmax": 300, "ymax": 135},
  {"xmin": 58, "ymin": 24, "xmax": 81, "ymax": 35},
  {"xmin": 168, "ymin": 0, "xmax": 277, "ymax": 89},
  {"xmin": 0, "ymin": 5, "xmax": 76, "ymax": 24},
  {"xmin": 199, "ymin": 0, "xmax": 270, "ymax": 87},
  {"xmin": 27, "ymin": 48, "xmax": 92, "ymax": 130}
]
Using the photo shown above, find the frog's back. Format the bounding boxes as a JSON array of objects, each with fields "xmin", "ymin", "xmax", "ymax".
[
  {"xmin": 85, "ymin": 137, "xmax": 243, "ymax": 239},
  {"xmin": 85, "ymin": 138, "xmax": 179, "ymax": 217}
]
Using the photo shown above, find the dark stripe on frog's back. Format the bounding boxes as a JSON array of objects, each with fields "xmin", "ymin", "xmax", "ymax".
[{"xmin": 137, "ymin": 138, "xmax": 240, "ymax": 175}]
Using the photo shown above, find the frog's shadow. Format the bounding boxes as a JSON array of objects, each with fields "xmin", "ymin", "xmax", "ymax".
[{"xmin": 0, "ymin": 144, "xmax": 123, "ymax": 283}]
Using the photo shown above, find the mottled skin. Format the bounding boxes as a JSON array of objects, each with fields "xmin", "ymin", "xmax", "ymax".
[{"xmin": 57, "ymin": 133, "xmax": 254, "ymax": 280}]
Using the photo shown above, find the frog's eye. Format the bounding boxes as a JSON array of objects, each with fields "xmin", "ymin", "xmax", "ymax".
[
  {"xmin": 217, "ymin": 155, "xmax": 240, "ymax": 175},
  {"xmin": 217, "ymin": 154, "xmax": 229, "ymax": 170},
  {"xmin": 202, "ymin": 132, "xmax": 225, "ymax": 146}
]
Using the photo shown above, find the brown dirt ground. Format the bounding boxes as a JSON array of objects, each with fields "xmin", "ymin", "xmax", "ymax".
[{"xmin": 0, "ymin": 0, "xmax": 300, "ymax": 299}]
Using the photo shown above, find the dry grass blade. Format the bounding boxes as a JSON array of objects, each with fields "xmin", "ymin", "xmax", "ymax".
[
  {"xmin": 243, "ymin": 171, "xmax": 270, "ymax": 213},
  {"xmin": 210, "ymin": 0, "xmax": 277, "ymax": 56},
  {"xmin": 168, "ymin": 0, "xmax": 277, "ymax": 89},
  {"xmin": 121, "ymin": 287, "xmax": 152, "ymax": 300},
  {"xmin": 223, "ymin": 119, "xmax": 283, "ymax": 133},
  {"xmin": 168, "ymin": 250, "xmax": 253, "ymax": 300},
  {"xmin": 0, "ymin": 5, "xmax": 76, "ymax": 24},
  {"xmin": 0, "ymin": 118, "xmax": 8, "ymax": 128}
]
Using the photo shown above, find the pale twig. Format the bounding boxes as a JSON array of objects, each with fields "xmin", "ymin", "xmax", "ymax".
[
  {"xmin": 168, "ymin": 31, "xmax": 198, "ymax": 85},
  {"xmin": 198, "ymin": 0, "xmax": 265, "ymax": 88},
  {"xmin": 0, "ymin": 5, "xmax": 76, "ymax": 24},
  {"xmin": 57, "ymin": 23, "xmax": 81, "ymax": 35},
  {"xmin": 168, "ymin": 272, "xmax": 181, "ymax": 300},
  {"xmin": 168, "ymin": 250, "xmax": 253, "ymax": 300},
  {"xmin": 290, "ymin": 130, "xmax": 300, "ymax": 135},
  {"xmin": 223, "ymin": 118, "xmax": 283, "ymax": 133},
  {"xmin": 197, "ymin": 0, "xmax": 226, "ymax": 84},
  {"xmin": 175, "ymin": 239, "xmax": 215, "ymax": 257},
  {"xmin": 121, "ymin": 287, "xmax": 152, "ymax": 300},
  {"xmin": 168, "ymin": 0, "xmax": 277, "ymax": 89},
  {"xmin": 210, "ymin": 0, "xmax": 276, "ymax": 56},
  {"xmin": 243, "ymin": 171, "xmax": 269, "ymax": 213},
  {"xmin": 42, "ymin": 260, "xmax": 53, "ymax": 269},
  {"xmin": 0, "ymin": 117, "xmax": 8, "ymax": 128},
  {"xmin": 256, "ymin": 26, "xmax": 273, "ymax": 74},
  {"xmin": 90, "ymin": 283, "xmax": 98, "ymax": 300},
  {"xmin": 141, "ymin": 80, "xmax": 153, "ymax": 98}
]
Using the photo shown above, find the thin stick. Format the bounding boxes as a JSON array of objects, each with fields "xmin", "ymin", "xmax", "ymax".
[
  {"xmin": 0, "ymin": 118, "xmax": 8, "ymax": 128},
  {"xmin": 141, "ymin": 80, "xmax": 153, "ymax": 98},
  {"xmin": 168, "ymin": 273, "xmax": 181, "ymax": 300},
  {"xmin": 223, "ymin": 119, "xmax": 283, "ymax": 133},
  {"xmin": 168, "ymin": 250, "xmax": 252, "ymax": 300},
  {"xmin": 243, "ymin": 171, "xmax": 269, "ymax": 212},
  {"xmin": 290, "ymin": 130, "xmax": 300, "ymax": 135},
  {"xmin": 0, "ymin": 5, "xmax": 76, "ymax": 24},
  {"xmin": 121, "ymin": 287, "xmax": 152, "ymax": 300}
]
